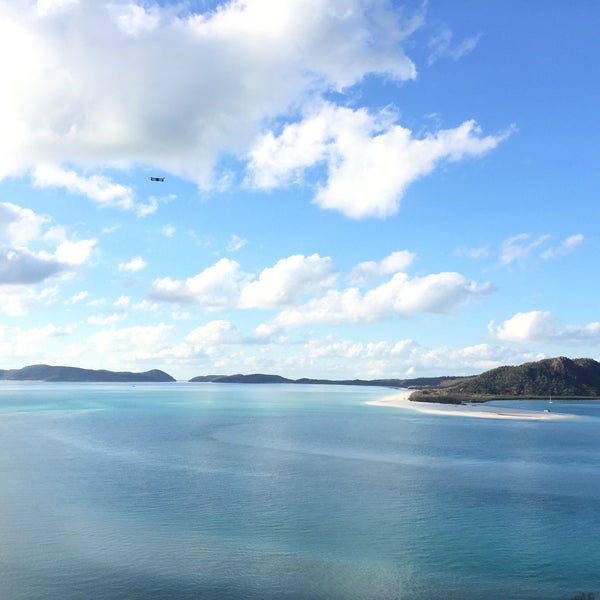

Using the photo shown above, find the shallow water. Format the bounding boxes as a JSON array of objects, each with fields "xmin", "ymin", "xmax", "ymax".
[{"xmin": 1, "ymin": 382, "xmax": 599, "ymax": 599}]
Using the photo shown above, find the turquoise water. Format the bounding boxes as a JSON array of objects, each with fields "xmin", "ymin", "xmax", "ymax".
[{"xmin": 1, "ymin": 382, "xmax": 599, "ymax": 600}]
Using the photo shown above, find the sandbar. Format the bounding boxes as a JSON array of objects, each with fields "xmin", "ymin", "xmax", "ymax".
[{"xmin": 367, "ymin": 391, "xmax": 579, "ymax": 421}]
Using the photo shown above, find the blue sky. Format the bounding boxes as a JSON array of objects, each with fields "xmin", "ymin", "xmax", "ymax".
[{"xmin": 0, "ymin": 0, "xmax": 598, "ymax": 380}]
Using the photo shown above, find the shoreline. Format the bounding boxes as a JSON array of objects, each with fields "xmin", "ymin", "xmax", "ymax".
[{"xmin": 367, "ymin": 391, "xmax": 579, "ymax": 421}]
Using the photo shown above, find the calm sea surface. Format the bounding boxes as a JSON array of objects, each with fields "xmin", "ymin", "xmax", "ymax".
[{"xmin": 1, "ymin": 382, "xmax": 599, "ymax": 600}]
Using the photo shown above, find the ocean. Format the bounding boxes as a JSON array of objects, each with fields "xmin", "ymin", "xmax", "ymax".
[{"xmin": 1, "ymin": 382, "xmax": 599, "ymax": 600}]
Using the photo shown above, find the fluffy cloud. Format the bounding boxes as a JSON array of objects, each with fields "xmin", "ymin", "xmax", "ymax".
[
  {"xmin": 149, "ymin": 252, "xmax": 492, "ymax": 326},
  {"xmin": 108, "ymin": 2, "xmax": 160, "ymax": 36},
  {"xmin": 0, "ymin": 285, "xmax": 58, "ymax": 317},
  {"xmin": 246, "ymin": 104, "xmax": 509, "ymax": 218},
  {"xmin": 0, "ymin": 202, "xmax": 48, "ymax": 245},
  {"xmin": 118, "ymin": 256, "xmax": 147, "ymax": 272},
  {"xmin": 88, "ymin": 323, "xmax": 174, "ymax": 358},
  {"xmin": 275, "ymin": 271, "xmax": 493, "ymax": 326},
  {"xmin": 348, "ymin": 250, "xmax": 415, "ymax": 284},
  {"xmin": 36, "ymin": 0, "xmax": 79, "ymax": 18},
  {"xmin": 0, "ymin": 247, "xmax": 62, "ymax": 285},
  {"xmin": 0, "ymin": 202, "xmax": 96, "ymax": 287},
  {"xmin": 149, "ymin": 258, "xmax": 245, "ymax": 307},
  {"xmin": 0, "ymin": 0, "xmax": 420, "ymax": 186},
  {"xmin": 185, "ymin": 320, "xmax": 240, "ymax": 347},
  {"xmin": 71, "ymin": 290, "xmax": 89, "ymax": 303},
  {"xmin": 239, "ymin": 254, "xmax": 337, "ymax": 308},
  {"xmin": 490, "ymin": 310, "xmax": 600, "ymax": 345},
  {"xmin": 0, "ymin": 323, "xmax": 73, "ymax": 363},
  {"xmin": 33, "ymin": 166, "xmax": 135, "ymax": 210},
  {"xmin": 52, "ymin": 238, "xmax": 97, "ymax": 266},
  {"xmin": 0, "ymin": 1, "xmax": 508, "ymax": 221}
]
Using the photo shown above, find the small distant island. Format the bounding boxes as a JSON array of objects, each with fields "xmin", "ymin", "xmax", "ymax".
[
  {"xmin": 0, "ymin": 364, "xmax": 175, "ymax": 383},
  {"xmin": 188, "ymin": 373, "xmax": 459, "ymax": 387}
]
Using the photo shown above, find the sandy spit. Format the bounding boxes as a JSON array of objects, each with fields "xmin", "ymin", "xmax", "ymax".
[{"xmin": 366, "ymin": 391, "xmax": 579, "ymax": 421}]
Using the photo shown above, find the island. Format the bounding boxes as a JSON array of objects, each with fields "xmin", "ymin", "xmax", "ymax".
[
  {"xmin": 3, "ymin": 356, "xmax": 600, "ymax": 400},
  {"xmin": 407, "ymin": 356, "xmax": 600, "ymax": 403},
  {"xmin": 0, "ymin": 364, "xmax": 175, "ymax": 383},
  {"xmin": 188, "ymin": 373, "xmax": 462, "ymax": 388},
  {"xmin": 189, "ymin": 357, "xmax": 600, "ymax": 401}
]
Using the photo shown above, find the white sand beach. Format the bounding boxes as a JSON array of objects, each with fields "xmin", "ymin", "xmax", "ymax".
[{"xmin": 367, "ymin": 391, "xmax": 579, "ymax": 421}]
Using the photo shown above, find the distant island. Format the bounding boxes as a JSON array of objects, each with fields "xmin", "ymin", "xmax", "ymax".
[
  {"xmin": 0, "ymin": 364, "xmax": 175, "ymax": 383},
  {"xmin": 191, "ymin": 357, "xmax": 600, "ymax": 403},
  {"xmin": 188, "ymin": 373, "xmax": 460, "ymax": 387},
  {"xmin": 3, "ymin": 357, "xmax": 600, "ymax": 401}
]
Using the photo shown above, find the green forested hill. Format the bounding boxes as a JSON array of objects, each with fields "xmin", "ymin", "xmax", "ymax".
[
  {"xmin": 0, "ymin": 365, "xmax": 175, "ymax": 382},
  {"xmin": 413, "ymin": 357, "xmax": 600, "ymax": 401}
]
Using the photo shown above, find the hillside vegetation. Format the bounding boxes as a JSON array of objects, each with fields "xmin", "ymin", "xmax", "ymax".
[
  {"xmin": 188, "ymin": 373, "xmax": 467, "ymax": 387},
  {"xmin": 0, "ymin": 365, "xmax": 175, "ymax": 382},
  {"xmin": 411, "ymin": 357, "xmax": 600, "ymax": 403}
]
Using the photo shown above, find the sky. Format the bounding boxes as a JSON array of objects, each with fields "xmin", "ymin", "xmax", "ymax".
[{"xmin": 0, "ymin": 0, "xmax": 599, "ymax": 381}]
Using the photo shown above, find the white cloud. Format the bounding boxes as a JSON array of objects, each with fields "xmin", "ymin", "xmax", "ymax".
[
  {"xmin": 491, "ymin": 310, "xmax": 600, "ymax": 345},
  {"xmin": 277, "ymin": 337, "xmax": 534, "ymax": 379},
  {"xmin": 36, "ymin": 0, "xmax": 79, "ymax": 18},
  {"xmin": 0, "ymin": 202, "xmax": 96, "ymax": 288},
  {"xmin": 540, "ymin": 233, "xmax": 584, "ymax": 259},
  {"xmin": 163, "ymin": 320, "xmax": 244, "ymax": 362},
  {"xmin": 239, "ymin": 254, "xmax": 337, "ymax": 308},
  {"xmin": 113, "ymin": 295, "xmax": 130, "ymax": 308},
  {"xmin": 247, "ymin": 104, "xmax": 510, "ymax": 218},
  {"xmin": 185, "ymin": 320, "xmax": 240, "ymax": 347},
  {"xmin": 88, "ymin": 313, "xmax": 123, "ymax": 326},
  {"xmin": 227, "ymin": 234, "xmax": 247, "ymax": 252},
  {"xmin": 0, "ymin": 202, "xmax": 49, "ymax": 245},
  {"xmin": 0, "ymin": 0, "xmax": 420, "ymax": 187},
  {"xmin": 0, "ymin": 285, "xmax": 57, "ymax": 316},
  {"xmin": 500, "ymin": 233, "xmax": 583, "ymax": 266},
  {"xmin": 88, "ymin": 323, "xmax": 174, "ymax": 358},
  {"xmin": 134, "ymin": 197, "xmax": 160, "ymax": 217},
  {"xmin": 87, "ymin": 298, "xmax": 106, "ymax": 307},
  {"xmin": 414, "ymin": 343, "xmax": 542, "ymax": 375},
  {"xmin": 275, "ymin": 271, "xmax": 493, "ymax": 326},
  {"xmin": 455, "ymin": 244, "xmax": 490, "ymax": 260},
  {"xmin": 149, "ymin": 258, "xmax": 245, "ymax": 307},
  {"xmin": 348, "ymin": 250, "xmax": 415, "ymax": 284},
  {"xmin": 499, "ymin": 233, "xmax": 550, "ymax": 266},
  {"xmin": 0, "ymin": 247, "xmax": 63, "ymax": 285},
  {"xmin": 19, "ymin": 322, "xmax": 71, "ymax": 342},
  {"xmin": 148, "ymin": 252, "xmax": 492, "ymax": 330},
  {"xmin": 71, "ymin": 290, "xmax": 88, "ymax": 303},
  {"xmin": 108, "ymin": 2, "xmax": 160, "ymax": 37},
  {"xmin": 52, "ymin": 238, "xmax": 97, "ymax": 265},
  {"xmin": 118, "ymin": 256, "xmax": 147, "ymax": 272},
  {"xmin": 0, "ymin": 323, "xmax": 73, "ymax": 359},
  {"xmin": 33, "ymin": 165, "xmax": 136, "ymax": 211},
  {"xmin": 428, "ymin": 29, "xmax": 482, "ymax": 66}
]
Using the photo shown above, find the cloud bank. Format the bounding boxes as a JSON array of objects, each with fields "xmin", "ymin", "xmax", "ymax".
[{"xmin": 0, "ymin": 0, "xmax": 508, "ymax": 218}]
